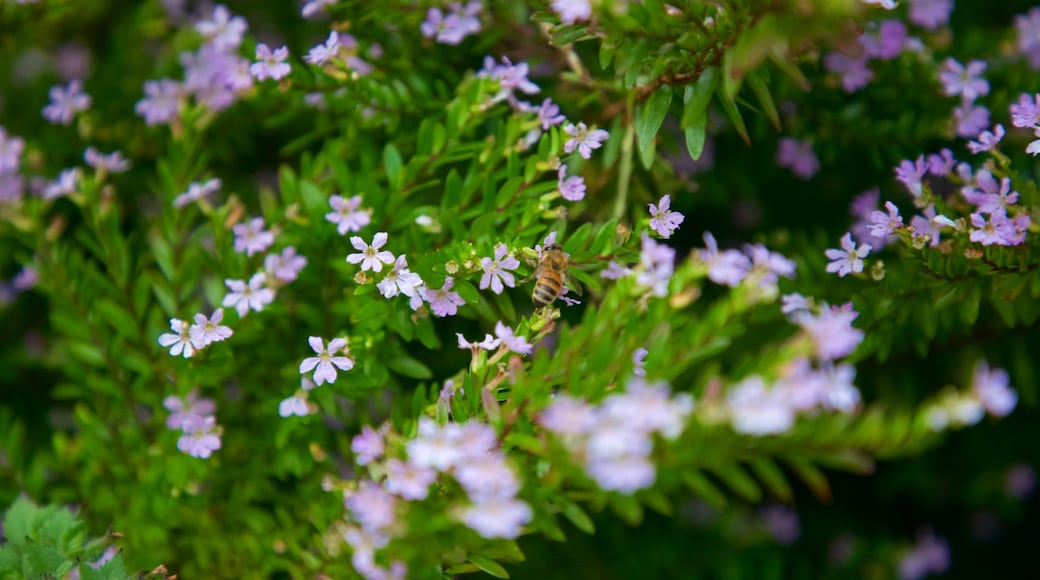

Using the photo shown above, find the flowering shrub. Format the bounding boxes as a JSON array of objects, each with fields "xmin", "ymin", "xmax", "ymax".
[{"xmin": 0, "ymin": 0, "xmax": 1037, "ymax": 578}]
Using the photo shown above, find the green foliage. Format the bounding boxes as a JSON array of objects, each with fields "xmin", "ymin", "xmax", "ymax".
[{"xmin": 0, "ymin": 0, "xmax": 1038, "ymax": 578}]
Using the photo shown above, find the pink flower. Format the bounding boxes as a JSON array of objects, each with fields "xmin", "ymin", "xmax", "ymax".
[
  {"xmin": 326, "ymin": 194, "xmax": 371, "ymax": 234},
  {"xmin": 648, "ymin": 194, "xmax": 685, "ymax": 238},
  {"xmin": 479, "ymin": 243, "xmax": 520, "ymax": 294},
  {"xmin": 424, "ymin": 277, "xmax": 465, "ymax": 317},
  {"xmin": 563, "ymin": 122, "xmax": 609, "ymax": 159},
  {"xmin": 299, "ymin": 336, "xmax": 354, "ymax": 385},
  {"xmin": 346, "ymin": 232, "xmax": 395, "ymax": 272}
]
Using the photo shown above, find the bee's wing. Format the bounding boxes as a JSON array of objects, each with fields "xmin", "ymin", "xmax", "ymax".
[{"xmin": 563, "ymin": 273, "xmax": 584, "ymax": 297}]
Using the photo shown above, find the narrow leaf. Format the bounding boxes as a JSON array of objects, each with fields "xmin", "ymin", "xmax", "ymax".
[
  {"xmin": 636, "ymin": 86, "xmax": 673, "ymax": 170},
  {"xmin": 746, "ymin": 70, "xmax": 781, "ymax": 131}
]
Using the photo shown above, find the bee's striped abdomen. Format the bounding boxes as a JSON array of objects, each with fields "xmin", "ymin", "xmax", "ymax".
[{"xmin": 532, "ymin": 275, "xmax": 563, "ymax": 307}]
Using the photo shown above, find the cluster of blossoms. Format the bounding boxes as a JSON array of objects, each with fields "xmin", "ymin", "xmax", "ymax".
[
  {"xmin": 541, "ymin": 378, "xmax": 694, "ymax": 493},
  {"xmin": 1009, "ymin": 91, "xmax": 1040, "ymax": 156},
  {"xmin": 136, "ymin": 5, "xmax": 253, "ymax": 125},
  {"xmin": 549, "ymin": 0, "xmax": 593, "ymax": 25},
  {"xmin": 223, "ymin": 242, "xmax": 307, "ymax": 317},
  {"xmin": 457, "ymin": 320, "xmax": 533, "ymax": 356},
  {"xmin": 346, "ymin": 232, "xmax": 427, "ymax": 307},
  {"xmin": 158, "ymin": 308, "xmax": 233, "ymax": 359},
  {"xmin": 303, "ymin": 30, "xmax": 375, "ymax": 77},
  {"xmin": 420, "ymin": 1, "xmax": 483, "ymax": 45},
  {"xmin": 924, "ymin": 360, "xmax": 1017, "ymax": 430},
  {"xmin": 717, "ymin": 296, "xmax": 864, "ymax": 436},
  {"xmin": 163, "ymin": 390, "xmax": 222, "ymax": 459},
  {"xmin": 697, "ymin": 232, "xmax": 797, "ymax": 295},
  {"xmin": 340, "ymin": 419, "xmax": 530, "ymax": 578}
]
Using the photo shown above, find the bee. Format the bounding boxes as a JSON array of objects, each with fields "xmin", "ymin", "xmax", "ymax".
[{"xmin": 532, "ymin": 243, "xmax": 574, "ymax": 307}]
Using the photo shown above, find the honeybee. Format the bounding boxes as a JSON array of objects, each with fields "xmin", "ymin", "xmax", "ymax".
[{"xmin": 532, "ymin": 243, "xmax": 575, "ymax": 307}]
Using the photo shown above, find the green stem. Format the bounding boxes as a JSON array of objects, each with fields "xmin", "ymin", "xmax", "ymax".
[{"xmin": 613, "ymin": 91, "xmax": 636, "ymax": 221}]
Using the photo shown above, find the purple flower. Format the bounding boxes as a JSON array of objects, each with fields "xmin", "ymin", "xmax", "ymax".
[
  {"xmin": 250, "ymin": 44, "xmax": 291, "ymax": 81},
  {"xmin": 969, "ymin": 210, "xmax": 1017, "ymax": 246},
  {"xmin": 744, "ymin": 244, "xmax": 796, "ymax": 290},
  {"xmin": 585, "ymin": 452, "xmax": 657, "ymax": 493},
  {"xmin": 177, "ymin": 414, "xmax": 222, "ymax": 458},
  {"xmin": 163, "ymin": 390, "xmax": 215, "ymax": 430},
  {"xmin": 457, "ymin": 332, "xmax": 501, "ymax": 351},
  {"xmin": 868, "ymin": 201, "xmax": 903, "ymax": 239},
  {"xmin": 455, "ymin": 455, "xmax": 521, "ymax": 501},
  {"xmin": 173, "ymin": 177, "xmax": 221, "ymax": 208},
  {"xmin": 135, "ymin": 79, "xmax": 184, "ymax": 126},
  {"xmin": 939, "ymin": 58, "xmax": 989, "ymax": 101},
  {"xmin": 424, "ymin": 277, "xmax": 465, "ymax": 317},
  {"xmin": 376, "ymin": 255, "xmax": 423, "ymax": 299},
  {"xmin": 84, "ymin": 147, "xmax": 130, "ymax": 173},
  {"xmin": 761, "ymin": 505, "xmax": 801, "ymax": 544},
  {"xmin": 351, "ymin": 426, "xmax": 385, "ymax": 465},
  {"xmin": 862, "ymin": 20, "xmax": 907, "ymax": 60},
  {"xmin": 232, "ymin": 217, "xmax": 275, "ymax": 256},
  {"xmin": 189, "ymin": 308, "xmax": 233, "ymax": 349},
  {"xmin": 698, "ymin": 232, "xmax": 750, "ymax": 288},
  {"xmin": 637, "ymin": 233, "xmax": 678, "ymax": 295},
  {"xmin": 528, "ymin": 97, "xmax": 566, "ymax": 130},
  {"xmin": 1010, "ymin": 93, "xmax": 1040, "ymax": 128},
  {"xmin": 600, "ymin": 260, "xmax": 632, "ymax": 280},
  {"xmin": 796, "ymin": 303, "xmax": 865, "ymax": 361},
  {"xmin": 971, "ymin": 360, "xmax": 1017, "ymax": 417},
  {"xmin": 910, "ymin": 205, "xmax": 942, "ymax": 247},
  {"xmin": 460, "ymin": 497, "xmax": 532, "ymax": 539},
  {"xmin": 43, "ymin": 168, "xmax": 81, "ymax": 200},
  {"xmin": 299, "ymin": 336, "xmax": 354, "ymax": 386},
  {"xmin": 952, "ymin": 101, "xmax": 990, "ymax": 138},
  {"xmin": 601, "ymin": 378, "xmax": 693, "ymax": 439},
  {"xmin": 1028, "ymin": 128, "xmax": 1040, "ymax": 156},
  {"xmin": 967, "ymin": 124, "xmax": 1004, "ymax": 154},
  {"xmin": 776, "ymin": 137, "xmax": 820, "ymax": 179},
  {"xmin": 384, "ymin": 458, "xmax": 438, "ymax": 500},
  {"xmin": 632, "ymin": 348, "xmax": 648, "ymax": 377},
  {"xmin": 265, "ymin": 246, "xmax": 307, "ymax": 283},
  {"xmin": 557, "ymin": 164, "xmax": 586, "ymax": 201},
  {"xmin": 541, "ymin": 394, "xmax": 596, "ymax": 436},
  {"xmin": 301, "ymin": 0, "xmax": 336, "ymax": 18},
  {"xmin": 563, "ymin": 122, "xmax": 609, "ymax": 159},
  {"xmin": 346, "ymin": 232, "xmax": 395, "ymax": 272},
  {"xmin": 1015, "ymin": 8, "xmax": 1040, "ymax": 70},
  {"xmin": 478, "ymin": 56, "xmax": 540, "ymax": 104},
  {"xmin": 158, "ymin": 318, "xmax": 195, "ymax": 358},
  {"xmin": 825, "ymin": 233, "xmax": 870, "ymax": 277},
  {"xmin": 326, "ymin": 194, "xmax": 371, "ymax": 234},
  {"xmin": 479, "ymin": 243, "xmax": 520, "ymax": 294},
  {"xmin": 494, "ymin": 321, "xmax": 532, "ymax": 355},
  {"xmin": 42, "ymin": 80, "xmax": 91, "ymax": 125},
  {"xmin": 974, "ymin": 177, "xmax": 1018, "ymax": 214},
  {"xmin": 195, "ymin": 5, "xmax": 246, "ymax": 51},
  {"xmin": 727, "ymin": 376, "xmax": 795, "ymax": 436},
  {"xmin": 925, "ymin": 148, "xmax": 956, "ymax": 176},
  {"xmin": 894, "ymin": 156, "xmax": 928, "ymax": 198},
  {"xmin": 420, "ymin": 3, "xmax": 482, "ymax": 45},
  {"xmin": 823, "ymin": 52, "xmax": 873, "ymax": 93},
  {"xmin": 551, "ymin": 0, "xmax": 592, "ymax": 24},
  {"xmin": 909, "ymin": 0, "xmax": 952, "ymax": 30},
  {"xmin": 898, "ymin": 531, "xmax": 950, "ymax": 580},
  {"xmin": 0, "ymin": 173, "xmax": 24, "ymax": 204},
  {"xmin": 648, "ymin": 194, "xmax": 685, "ymax": 238},
  {"xmin": 346, "ymin": 480, "xmax": 398, "ymax": 533},
  {"xmin": 181, "ymin": 43, "xmax": 252, "ymax": 112},
  {"xmin": 0, "ymin": 127, "xmax": 25, "ymax": 173},
  {"xmin": 278, "ymin": 392, "xmax": 312, "ymax": 417},
  {"xmin": 305, "ymin": 31, "xmax": 340, "ymax": 65},
  {"xmin": 222, "ymin": 273, "xmax": 275, "ymax": 316}
]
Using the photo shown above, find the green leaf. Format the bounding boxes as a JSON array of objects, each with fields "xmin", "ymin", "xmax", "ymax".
[
  {"xmin": 680, "ymin": 68, "xmax": 717, "ymax": 128},
  {"xmin": 684, "ymin": 116, "xmax": 707, "ymax": 161},
  {"xmin": 716, "ymin": 87, "xmax": 750, "ymax": 145},
  {"xmin": 749, "ymin": 459, "xmax": 794, "ymax": 502},
  {"xmin": 560, "ymin": 501, "xmax": 595, "ymax": 535},
  {"xmin": 387, "ymin": 353, "xmax": 433, "ymax": 380},
  {"xmin": 682, "ymin": 471, "xmax": 727, "ymax": 508},
  {"xmin": 746, "ymin": 70, "xmax": 781, "ymax": 131},
  {"xmin": 3, "ymin": 496, "xmax": 37, "ymax": 546},
  {"xmin": 609, "ymin": 494, "xmax": 643, "ymax": 526},
  {"xmin": 384, "ymin": 144, "xmax": 403, "ymax": 191},
  {"xmin": 711, "ymin": 464, "xmax": 762, "ymax": 502},
  {"xmin": 786, "ymin": 459, "xmax": 831, "ymax": 502},
  {"xmin": 636, "ymin": 86, "xmax": 672, "ymax": 170},
  {"xmin": 469, "ymin": 555, "xmax": 509, "ymax": 578}
]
